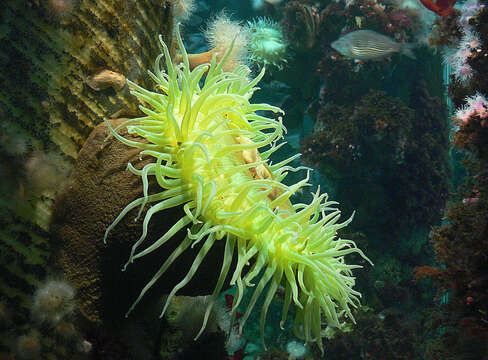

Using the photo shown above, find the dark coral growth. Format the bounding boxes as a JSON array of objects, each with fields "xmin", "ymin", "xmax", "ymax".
[
  {"xmin": 428, "ymin": 10, "xmax": 463, "ymax": 47},
  {"xmin": 301, "ymin": 87, "xmax": 449, "ymax": 235},
  {"xmin": 302, "ymin": 89, "xmax": 413, "ymax": 177},
  {"xmin": 423, "ymin": 169, "xmax": 488, "ymax": 358},
  {"xmin": 324, "ymin": 308, "xmax": 422, "ymax": 360}
]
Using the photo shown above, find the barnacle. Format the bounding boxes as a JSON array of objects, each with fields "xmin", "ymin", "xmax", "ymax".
[{"xmin": 104, "ymin": 25, "xmax": 370, "ymax": 353}]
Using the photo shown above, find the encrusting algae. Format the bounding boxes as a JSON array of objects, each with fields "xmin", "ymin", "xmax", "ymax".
[{"xmin": 103, "ymin": 25, "xmax": 371, "ymax": 353}]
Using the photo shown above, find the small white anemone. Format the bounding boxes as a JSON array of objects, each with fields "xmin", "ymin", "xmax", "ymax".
[
  {"xmin": 204, "ymin": 13, "xmax": 249, "ymax": 71},
  {"xmin": 187, "ymin": 13, "xmax": 249, "ymax": 72},
  {"xmin": 172, "ymin": 0, "xmax": 196, "ymax": 21},
  {"xmin": 286, "ymin": 340, "xmax": 308, "ymax": 359},
  {"xmin": 31, "ymin": 279, "xmax": 75, "ymax": 326}
]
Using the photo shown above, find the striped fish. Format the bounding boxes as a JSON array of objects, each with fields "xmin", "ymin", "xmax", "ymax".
[{"xmin": 331, "ymin": 30, "xmax": 416, "ymax": 60}]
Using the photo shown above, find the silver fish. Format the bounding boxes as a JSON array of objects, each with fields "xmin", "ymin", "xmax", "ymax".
[{"xmin": 331, "ymin": 30, "xmax": 416, "ymax": 60}]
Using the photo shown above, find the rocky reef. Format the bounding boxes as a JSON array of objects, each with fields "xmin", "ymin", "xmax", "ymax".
[{"xmin": 418, "ymin": 2, "xmax": 488, "ymax": 358}]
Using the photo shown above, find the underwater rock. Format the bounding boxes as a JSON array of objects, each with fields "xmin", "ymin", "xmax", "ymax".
[
  {"xmin": 51, "ymin": 119, "xmax": 232, "ymax": 326},
  {"xmin": 1, "ymin": 0, "xmax": 174, "ymax": 158}
]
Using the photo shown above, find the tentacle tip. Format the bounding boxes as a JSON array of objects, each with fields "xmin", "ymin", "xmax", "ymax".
[{"xmin": 122, "ymin": 261, "xmax": 132, "ymax": 271}]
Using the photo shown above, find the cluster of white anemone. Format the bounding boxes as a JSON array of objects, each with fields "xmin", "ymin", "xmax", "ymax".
[
  {"xmin": 443, "ymin": 0, "xmax": 484, "ymax": 83},
  {"xmin": 454, "ymin": 92, "xmax": 488, "ymax": 125}
]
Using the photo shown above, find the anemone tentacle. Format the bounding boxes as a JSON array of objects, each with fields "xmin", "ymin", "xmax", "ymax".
[{"xmin": 104, "ymin": 25, "xmax": 371, "ymax": 353}]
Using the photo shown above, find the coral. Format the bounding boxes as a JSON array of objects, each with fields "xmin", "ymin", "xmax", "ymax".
[
  {"xmin": 429, "ymin": 10, "xmax": 462, "ymax": 47},
  {"xmin": 323, "ymin": 308, "xmax": 421, "ymax": 359},
  {"xmin": 426, "ymin": 186, "xmax": 488, "ymax": 357},
  {"xmin": 103, "ymin": 26, "xmax": 370, "ymax": 353},
  {"xmin": 302, "ymin": 87, "xmax": 449, "ymax": 234},
  {"xmin": 413, "ymin": 266, "xmax": 447, "ymax": 281},
  {"xmin": 246, "ymin": 17, "xmax": 288, "ymax": 70}
]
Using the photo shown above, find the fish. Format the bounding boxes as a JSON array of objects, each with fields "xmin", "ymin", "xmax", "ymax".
[{"xmin": 331, "ymin": 30, "xmax": 417, "ymax": 60}]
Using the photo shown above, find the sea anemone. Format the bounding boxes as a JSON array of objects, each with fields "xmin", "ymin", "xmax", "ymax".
[
  {"xmin": 16, "ymin": 331, "xmax": 41, "ymax": 360},
  {"xmin": 171, "ymin": 0, "xmax": 196, "ymax": 21},
  {"xmin": 286, "ymin": 340, "xmax": 308, "ymax": 359},
  {"xmin": 443, "ymin": 45, "xmax": 475, "ymax": 84},
  {"xmin": 187, "ymin": 13, "xmax": 249, "ymax": 72},
  {"xmin": 246, "ymin": 17, "xmax": 288, "ymax": 70},
  {"xmin": 24, "ymin": 151, "xmax": 70, "ymax": 195},
  {"xmin": 31, "ymin": 279, "xmax": 75, "ymax": 326},
  {"xmin": 455, "ymin": 92, "xmax": 488, "ymax": 124},
  {"xmin": 458, "ymin": 0, "xmax": 484, "ymax": 29},
  {"xmin": 104, "ymin": 26, "xmax": 370, "ymax": 353}
]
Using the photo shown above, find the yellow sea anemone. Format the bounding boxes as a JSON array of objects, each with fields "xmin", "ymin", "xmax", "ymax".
[{"xmin": 104, "ymin": 25, "xmax": 370, "ymax": 353}]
